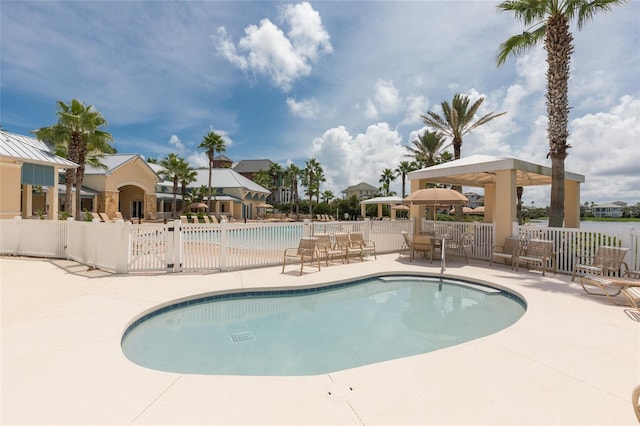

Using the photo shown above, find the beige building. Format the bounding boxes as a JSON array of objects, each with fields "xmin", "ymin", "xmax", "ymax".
[
  {"xmin": 0, "ymin": 130, "xmax": 78, "ymax": 220},
  {"xmin": 0, "ymin": 131, "xmax": 271, "ymax": 221}
]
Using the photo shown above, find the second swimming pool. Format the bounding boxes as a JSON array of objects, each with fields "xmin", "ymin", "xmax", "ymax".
[{"xmin": 121, "ymin": 275, "xmax": 526, "ymax": 376}]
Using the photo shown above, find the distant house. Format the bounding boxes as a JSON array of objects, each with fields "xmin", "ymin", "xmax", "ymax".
[
  {"xmin": 232, "ymin": 159, "xmax": 290, "ymax": 204},
  {"xmin": 463, "ymin": 192, "xmax": 484, "ymax": 209},
  {"xmin": 591, "ymin": 202, "xmax": 626, "ymax": 218},
  {"xmin": 342, "ymin": 182, "xmax": 378, "ymax": 200}
]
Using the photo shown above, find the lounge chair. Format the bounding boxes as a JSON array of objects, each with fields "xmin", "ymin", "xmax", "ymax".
[
  {"xmin": 633, "ymin": 385, "xmax": 640, "ymax": 423},
  {"xmin": 490, "ymin": 236, "xmax": 523, "ymax": 269},
  {"xmin": 219, "ymin": 214, "xmax": 229, "ymax": 223},
  {"xmin": 98, "ymin": 212, "xmax": 113, "ymax": 222},
  {"xmin": 334, "ymin": 232, "xmax": 363, "ymax": 263},
  {"xmin": 413, "ymin": 234, "xmax": 435, "ymax": 263},
  {"xmin": 179, "ymin": 215, "xmax": 189, "ymax": 224},
  {"xmin": 579, "ymin": 275, "xmax": 640, "ymax": 305},
  {"xmin": 315, "ymin": 233, "xmax": 345, "ymax": 266},
  {"xmin": 349, "ymin": 232, "xmax": 376, "ymax": 259},
  {"xmin": 571, "ymin": 245, "xmax": 630, "ymax": 281},
  {"xmin": 622, "ymin": 286, "xmax": 640, "ymax": 313},
  {"xmin": 115, "ymin": 212, "xmax": 124, "ymax": 221},
  {"xmin": 91, "ymin": 212, "xmax": 102, "ymax": 222},
  {"xmin": 515, "ymin": 239, "xmax": 555, "ymax": 276},
  {"xmin": 281, "ymin": 238, "xmax": 321, "ymax": 275}
]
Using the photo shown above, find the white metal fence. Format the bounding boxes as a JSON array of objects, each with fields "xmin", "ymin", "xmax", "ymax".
[{"xmin": 2, "ymin": 217, "xmax": 637, "ymax": 276}]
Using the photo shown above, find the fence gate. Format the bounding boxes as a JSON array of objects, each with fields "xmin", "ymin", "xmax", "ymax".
[{"xmin": 128, "ymin": 223, "xmax": 173, "ymax": 272}]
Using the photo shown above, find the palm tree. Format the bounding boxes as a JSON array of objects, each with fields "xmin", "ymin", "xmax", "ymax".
[
  {"xmin": 253, "ymin": 169, "xmax": 272, "ymax": 191},
  {"xmin": 158, "ymin": 153, "xmax": 185, "ymax": 218},
  {"xmin": 268, "ymin": 162, "xmax": 283, "ymax": 203},
  {"xmin": 379, "ymin": 168, "xmax": 397, "ymax": 197},
  {"xmin": 35, "ymin": 99, "xmax": 113, "ymax": 220},
  {"xmin": 321, "ymin": 190, "xmax": 335, "ymax": 204},
  {"xmin": 301, "ymin": 158, "xmax": 323, "ymax": 215},
  {"xmin": 422, "ymin": 94, "xmax": 505, "ymax": 218},
  {"xmin": 422, "ymin": 94, "xmax": 506, "ymax": 161},
  {"xmin": 395, "ymin": 161, "xmax": 417, "ymax": 198},
  {"xmin": 198, "ymin": 131, "xmax": 226, "ymax": 211},
  {"xmin": 178, "ymin": 162, "xmax": 198, "ymax": 213},
  {"xmin": 405, "ymin": 130, "xmax": 449, "ymax": 169},
  {"xmin": 284, "ymin": 163, "xmax": 301, "ymax": 218},
  {"xmin": 496, "ymin": 0, "xmax": 627, "ymax": 227}
]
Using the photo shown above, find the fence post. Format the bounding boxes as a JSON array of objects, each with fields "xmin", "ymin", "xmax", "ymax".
[
  {"xmin": 115, "ymin": 221, "xmax": 130, "ymax": 273},
  {"xmin": 219, "ymin": 220, "xmax": 228, "ymax": 271},
  {"xmin": 66, "ymin": 217, "xmax": 74, "ymax": 260}
]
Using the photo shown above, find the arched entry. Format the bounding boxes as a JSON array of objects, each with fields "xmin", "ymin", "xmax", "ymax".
[{"xmin": 118, "ymin": 184, "xmax": 146, "ymax": 219}]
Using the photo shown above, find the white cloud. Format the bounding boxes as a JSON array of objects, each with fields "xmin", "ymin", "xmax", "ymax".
[
  {"xmin": 286, "ymin": 97, "xmax": 320, "ymax": 118},
  {"xmin": 214, "ymin": 2, "xmax": 332, "ymax": 91},
  {"xmin": 168, "ymin": 134, "xmax": 185, "ymax": 151},
  {"xmin": 308, "ymin": 123, "xmax": 406, "ymax": 195},
  {"xmin": 567, "ymin": 95, "xmax": 640, "ymax": 204}
]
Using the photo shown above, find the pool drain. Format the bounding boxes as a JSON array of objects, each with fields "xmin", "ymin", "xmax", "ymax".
[{"xmin": 229, "ymin": 331, "xmax": 256, "ymax": 344}]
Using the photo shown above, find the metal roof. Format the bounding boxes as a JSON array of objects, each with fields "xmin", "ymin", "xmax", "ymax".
[
  {"xmin": 408, "ymin": 155, "xmax": 585, "ymax": 187},
  {"xmin": 0, "ymin": 130, "xmax": 78, "ymax": 168},
  {"xmin": 232, "ymin": 159, "xmax": 274, "ymax": 173},
  {"xmin": 84, "ymin": 153, "xmax": 159, "ymax": 179},
  {"xmin": 149, "ymin": 164, "xmax": 270, "ymax": 194}
]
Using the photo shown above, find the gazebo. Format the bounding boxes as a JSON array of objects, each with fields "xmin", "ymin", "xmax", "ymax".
[
  {"xmin": 407, "ymin": 155, "xmax": 585, "ymax": 246},
  {"xmin": 360, "ymin": 196, "xmax": 404, "ymax": 219}
]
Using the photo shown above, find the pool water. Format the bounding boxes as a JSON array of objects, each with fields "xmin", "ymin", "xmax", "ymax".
[{"xmin": 121, "ymin": 276, "xmax": 525, "ymax": 376}]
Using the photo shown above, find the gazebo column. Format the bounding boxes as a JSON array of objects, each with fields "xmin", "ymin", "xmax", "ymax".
[
  {"xmin": 483, "ymin": 183, "xmax": 495, "ymax": 224},
  {"xmin": 494, "ymin": 169, "xmax": 517, "ymax": 246},
  {"xmin": 409, "ymin": 178, "xmax": 426, "ymax": 234},
  {"xmin": 564, "ymin": 179, "xmax": 580, "ymax": 228},
  {"xmin": 360, "ymin": 203, "xmax": 366, "ymax": 219},
  {"xmin": 377, "ymin": 203, "xmax": 382, "ymax": 218}
]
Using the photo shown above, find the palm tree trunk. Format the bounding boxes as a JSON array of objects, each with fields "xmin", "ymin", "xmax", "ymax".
[{"xmin": 546, "ymin": 14, "xmax": 573, "ymax": 227}]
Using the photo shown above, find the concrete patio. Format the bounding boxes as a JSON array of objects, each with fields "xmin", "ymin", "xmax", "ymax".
[{"xmin": 1, "ymin": 253, "xmax": 638, "ymax": 425}]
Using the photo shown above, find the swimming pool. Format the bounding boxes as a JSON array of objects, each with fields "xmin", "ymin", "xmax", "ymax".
[{"xmin": 121, "ymin": 275, "xmax": 526, "ymax": 376}]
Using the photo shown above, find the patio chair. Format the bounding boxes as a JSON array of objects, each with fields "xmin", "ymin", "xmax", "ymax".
[
  {"xmin": 444, "ymin": 232, "xmax": 474, "ymax": 264},
  {"xmin": 315, "ymin": 233, "xmax": 345, "ymax": 266},
  {"xmin": 515, "ymin": 239, "xmax": 555, "ymax": 276},
  {"xmin": 281, "ymin": 237, "xmax": 321, "ymax": 275},
  {"xmin": 413, "ymin": 234, "xmax": 435, "ymax": 263},
  {"xmin": 334, "ymin": 232, "xmax": 363, "ymax": 263},
  {"xmin": 579, "ymin": 275, "xmax": 640, "ymax": 305},
  {"xmin": 490, "ymin": 236, "xmax": 523, "ymax": 269},
  {"xmin": 179, "ymin": 215, "xmax": 189, "ymax": 224},
  {"xmin": 571, "ymin": 245, "xmax": 630, "ymax": 281},
  {"xmin": 115, "ymin": 211, "xmax": 124, "ymax": 221},
  {"xmin": 349, "ymin": 232, "xmax": 376, "ymax": 259},
  {"xmin": 400, "ymin": 231, "xmax": 414, "ymax": 259},
  {"xmin": 201, "ymin": 215, "xmax": 211, "ymax": 224},
  {"xmin": 91, "ymin": 212, "xmax": 102, "ymax": 222}
]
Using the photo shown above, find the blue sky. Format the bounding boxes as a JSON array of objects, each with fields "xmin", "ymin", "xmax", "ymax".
[{"xmin": 2, "ymin": 1, "xmax": 639, "ymax": 207}]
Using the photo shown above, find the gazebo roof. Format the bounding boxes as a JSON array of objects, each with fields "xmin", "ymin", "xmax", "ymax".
[
  {"xmin": 360, "ymin": 196, "xmax": 404, "ymax": 205},
  {"xmin": 407, "ymin": 155, "xmax": 585, "ymax": 187}
]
